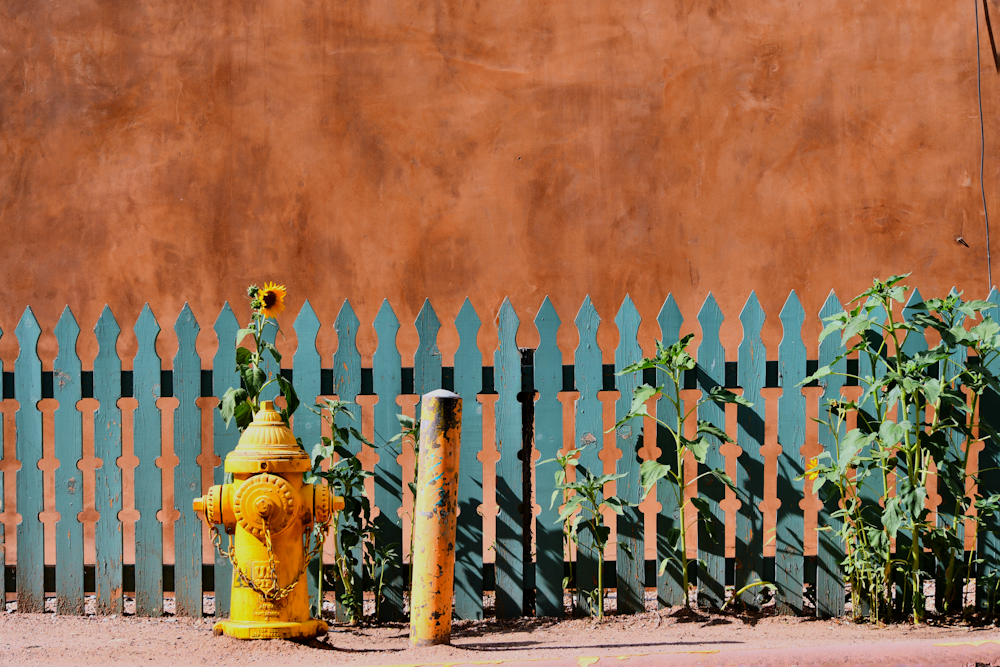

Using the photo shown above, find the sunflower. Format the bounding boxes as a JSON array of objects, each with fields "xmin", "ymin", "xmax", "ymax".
[
  {"xmin": 805, "ymin": 457, "xmax": 820, "ymax": 481},
  {"xmin": 258, "ymin": 282, "xmax": 287, "ymax": 318}
]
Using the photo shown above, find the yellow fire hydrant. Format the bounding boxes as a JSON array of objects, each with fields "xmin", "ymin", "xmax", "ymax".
[{"xmin": 193, "ymin": 400, "xmax": 344, "ymax": 639}]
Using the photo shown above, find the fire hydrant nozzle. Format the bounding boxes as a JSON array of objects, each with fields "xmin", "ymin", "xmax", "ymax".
[{"xmin": 192, "ymin": 400, "xmax": 343, "ymax": 640}]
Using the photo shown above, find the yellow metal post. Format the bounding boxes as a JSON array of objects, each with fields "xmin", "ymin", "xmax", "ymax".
[{"xmin": 409, "ymin": 389, "xmax": 463, "ymax": 646}]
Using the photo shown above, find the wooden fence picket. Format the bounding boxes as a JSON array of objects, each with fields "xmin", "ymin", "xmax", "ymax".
[
  {"xmin": 212, "ymin": 303, "xmax": 240, "ymax": 617},
  {"xmin": 816, "ymin": 291, "xmax": 846, "ymax": 618},
  {"xmin": 54, "ymin": 306, "xmax": 84, "ymax": 614},
  {"xmin": 775, "ymin": 291, "xmax": 806, "ymax": 615},
  {"xmin": 454, "ymin": 299, "xmax": 484, "ymax": 620},
  {"xmin": 736, "ymin": 292, "xmax": 766, "ymax": 609},
  {"xmin": 173, "ymin": 305, "xmax": 202, "ymax": 617},
  {"xmin": 656, "ymin": 295, "xmax": 684, "ymax": 607},
  {"xmin": 573, "ymin": 296, "xmax": 603, "ymax": 616},
  {"xmin": 414, "ymin": 299, "xmax": 443, "ymax": 406},
  {"xmin": 133, "ymin": 304, "xmax": 163, "ymax": 617},
  {"xmin": 94, "ymin": 306, "xmax": 124, "ymax": 614},
  {"xmin": 332, "ymin": 299, "xmax": 363, "ymax": 621},
  {"xmin": 614, "ymin": 295, "xmax": 644, "ymax": 614},
  {"xmin": 16, "ymin": 307, "xmax": 44, "ymax": 612},
  {"xmin": 293, "ymin": 300, "xmax": 323, "ymax": 617},
  {"xmin": 373, "ymin": 300, "xmax": 404, "ymax": 620},
  {"xmin": 494, "ymin": 298, "xmax": 524, "ymax": 618},
  {"xmin": 696, "ymin": 294, "xmax": 726, "ymax": 610}
]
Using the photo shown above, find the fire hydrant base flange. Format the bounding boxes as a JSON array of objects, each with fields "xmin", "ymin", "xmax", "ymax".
[{"xmin": 213, "ymin": 619, "xmax": 329, "ymax": 640}]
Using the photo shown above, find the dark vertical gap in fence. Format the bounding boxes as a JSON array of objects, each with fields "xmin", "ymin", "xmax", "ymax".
[
  {"xmin": 978, "ymin": 288, "xmax": 1000, "ymax": 613},
  {"xmin": 15, "ymin": 307, "xmax": 44, "ymax": 612},
  {"xmin": 519, "ymin": 347, "xmax": 535, "ymax": 616},
  {"xmin": 533, "ymin": 297, "xmax": 563, "ymax": 618},
  {"xmin": 656, "ymin": 295, "xmax": 684, "ymax": 607},
  {"xmin": 573, "ymin": 296, "xmax": 603, "ymax": 617},
  {"xmin": 454, "ymin": 299, "xmax": 484, "ymax": 620},
  {"xmin": 614, "ymin": 295, "xmax": 644, "ymax": 614},
  {"xmin": 54, "ymin": 307, "xmax": 84, "ymax": 614},
  {"xmin": 696, "ymin": 295, "xmax": 726, "ymax": 610},
  {"xmin": 173, "ymin": 305, "xmax": 202, "ymax": 617},
  {"xmin": 292, "ymin": 301, "xmax": 323, "ymax": 618},
  {"xmin": 373, "ymin": 300, "xmax": 404, "ymax": 621},
  {"xmin": 775, "ymin": 291, "xmax": 806, "ymax": 615},
  {"xmin": 494, "ymin": 298, "xmax": 524, "ymax": 618},
  {"xmin": 816, "ymin": 292, "xmax": 846, "ymax": 618},
  {"xmin": 332, "ymin": 300, "xmax": 363, "ymax": 621},
  {"xmin": 736, "ymin": 293, "xmax": 766, "ymax": 609},
  {"xmin": 211, "ymin": 304, "xmax": 240, "ymax": 617},
  {"xmin": 94, "ymin": 307, "xmax": 123, "ymax": 614},
  {"xmin": 133, "ymin": 305, "xmax": 163, "ymax": 617}
]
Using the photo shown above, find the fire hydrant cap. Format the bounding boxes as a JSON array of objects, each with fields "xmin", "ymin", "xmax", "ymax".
[{"xmin": 225, "ymin": 400, "xmax": 311, "ymax": 473}]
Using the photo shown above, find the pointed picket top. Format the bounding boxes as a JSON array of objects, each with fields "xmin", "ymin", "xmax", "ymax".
[
  {"xmin": 698, "ymin": 292, "xmax": 722, "ymax": 324},
  {"xmin": 615, "ymin": 294, "xmax": 641, "ymax": 336},
  {"xmin": 294, "ymin": 299, "xmax": 321, "ymax": 345},
  {"xmin": 415, "ymin": 298, "xmax": 441, "ymax": 343},
  {"xmin": 819, "ymin": 290, "xmax": 843, "ymax": 321},
  {"xmin": 988, "ymin": 287, "xmax": 1000, "ymax": 311},
  {"xmin": 739, "ymin": 291, "xmax": 765, "ymax": 337},
  {"xmin": 374, "ymin": 299, "xmax": 400, "ymax": 336},
  {"xmin": 55, "ymin": 306, "xmax": 81, "ymax": 360},
  {"xmin": 96, "ymin": 304, "xmax": 121, "ymax": 341},
  {"xmin": 173, "ymin": 303, "xmax": 200, "ymax": 349},
  {"xmin": 534, "ymin": 296, "xmax": 559, "ymax": 337},
  {"xmin": 901, "ymin": 288, "xmax": 928, "ymax": 355},
  {"xmin": 456, "ymin": 297, "xmax": 482, "ymax": 333},
  {"xmin": 335, "ymin": 299, "xmax": 360, "ymax": 336},
  {"xmin": 496, "ymin": 297, "xmax": 519, "ymax": 333},
  {"xmin": 574, "ymin": 294, "xmax": 600, "ymax": 329},
  {"xmin": 15, "ymin": 306, "xmax": 41, "ymax": 356},
  {"xmin": 779, "ymin": 291, "xmax": 805, "ymax": 337},
  {"xmin": 134, "ymin": 303, "xmax": 161, "ymax": 349},
  {"xmin": 658, "ymin": 294, "xmax": 683, "ymax": 343},
  {"xmin": 214, "ymin": 301, "xmax": 238, "ymax": 333}
]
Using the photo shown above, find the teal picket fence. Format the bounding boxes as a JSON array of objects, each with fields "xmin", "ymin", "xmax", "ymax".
[{"xmin": 1, "ymin": 292, "xmax": 999, "ymax": 619}]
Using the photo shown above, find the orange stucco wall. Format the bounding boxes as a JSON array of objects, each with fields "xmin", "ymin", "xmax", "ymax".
[{"xmin": 1, "ymin": 1, "xmax": 999, "ymax": 571}]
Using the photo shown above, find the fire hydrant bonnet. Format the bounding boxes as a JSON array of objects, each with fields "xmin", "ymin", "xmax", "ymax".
[{"xmin": 225, "ymin": 400, "xmax": 311, "ymax": 473}]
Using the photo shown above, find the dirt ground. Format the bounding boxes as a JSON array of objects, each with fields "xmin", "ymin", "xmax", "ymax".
[{"xmin": 3, "ymin": 604, "xmax": 1000, "ymax": 667}]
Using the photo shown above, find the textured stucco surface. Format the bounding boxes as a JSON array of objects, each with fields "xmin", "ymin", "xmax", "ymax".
[{"xmin": 1, "ymin": 1, "xmax": 999, "ymax": 569}]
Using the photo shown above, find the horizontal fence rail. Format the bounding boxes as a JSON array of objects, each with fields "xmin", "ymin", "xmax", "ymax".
[{"xmin": 0, "ymin": 292, "xmax": 998, "ymax": 620}]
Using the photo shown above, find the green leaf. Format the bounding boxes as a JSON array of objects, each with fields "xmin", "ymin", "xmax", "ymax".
[
  {"xmin": 800, "ymin": 365, "xmax": 833, "ymax": 386},
  {"xmin": 603, "ymin": 496, "xmax": 626, "ymax": 515},
  {"xmin": 235, "ymin": 346, "xmax": 254, "ymax": 366},
  {"xmin": 276, "ymin": 374, "xmax": 299, "ymax": 422},
  {"xmin": 262, "ymin": 340, "xmax": 282, "ymax": 364},
  {"xmin": 639, "ymin": 460, "xmax": 671, "ymax": 495},
  {"xmin": 696, "ymin": 420, "xmax": 732, "ymax": 442},
  {"xmin": 235, "ymin": 328, "xmax": 254, "ymax": 345},
  {"xmin": 836, "ymin": 429, "xmax": 876, "ymax": 476},
  {"xmin": 818, "ymin": 317, "xmax": 847, "ymax": 343},
  {"xmin": 882, "ymin": 497, "xmax": 904, "ymax": 537},
  {"xmin": 709, "ymin": 386, "xmax": 753, "ymax": 407},
  {"xmin": 687, "ymin": 437, "xmax": 711, "ymax": 464}
]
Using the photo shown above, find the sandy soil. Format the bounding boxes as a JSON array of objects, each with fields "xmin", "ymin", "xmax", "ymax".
[{"xmin": 2, "ymin": 604, "xmax": 1000, "ymax": 667}]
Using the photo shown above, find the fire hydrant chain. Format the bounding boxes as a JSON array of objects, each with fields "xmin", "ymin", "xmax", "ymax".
[{"xmin": 211, "ymin": 516, "xmax": 331, "ymax": 603}]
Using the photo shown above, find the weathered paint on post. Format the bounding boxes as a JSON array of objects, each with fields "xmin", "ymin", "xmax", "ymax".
[
  {"xmin": 454, "ymin": 299, "xmax": 484, "ymax": 620},
  {"xmin": 409, "ymin": 389, "xmax": 463, "ymax": 646},
  {"xmin": 54, "ymin": 306, "xmax": 84, "ymax": 614},
  {"xmin": 656, "ymin": 295, "xmax": 684, "ymax": 607},
  {"xmin": 736, "ymin": 292, "xmax": 766, "ymax": 609},
  {"xmin": 94, "ymin": 306, "xmax": 124, "ymax": 614},
  {"xmin": 173, "ymin": 304, "xmax": 202, "ymax": 617},
  {"xmin": 134, "ymin": 304, "xmax": 164, "ymax": 617},
  {"xmin": 816, "ymin": 291, "xmax": 846, "ymax": 618},
  {"xmin": 775, "ymin": 291, "xmax": 806, "ymax": 615},
  {"xmin": 15, "ymin": 307, "xmax": 44, "ymax": 613},
  {"xmin": 533, "ymin": 297, "xmax": 563, "ymax": 617},
  {"xmin": 212, "ymin": 303, "xmax": 240, "ymax": 617},
  {"xmin": 614, "ymin": 295, "xmax": 644, "ymax": 615}
]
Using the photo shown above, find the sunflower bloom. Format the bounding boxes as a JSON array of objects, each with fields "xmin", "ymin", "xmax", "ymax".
[
  {"xmin": 805, "ymin": 457, "xmax": 820, "ymax": 481},
  {"xmin": 258, "ymin": 282, "xmax": 287, "ymax": 318}
]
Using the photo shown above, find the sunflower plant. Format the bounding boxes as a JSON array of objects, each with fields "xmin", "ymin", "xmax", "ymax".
[{"xmin": 219, "ymin": 282, "xmax": 300, "ymax": 430}]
